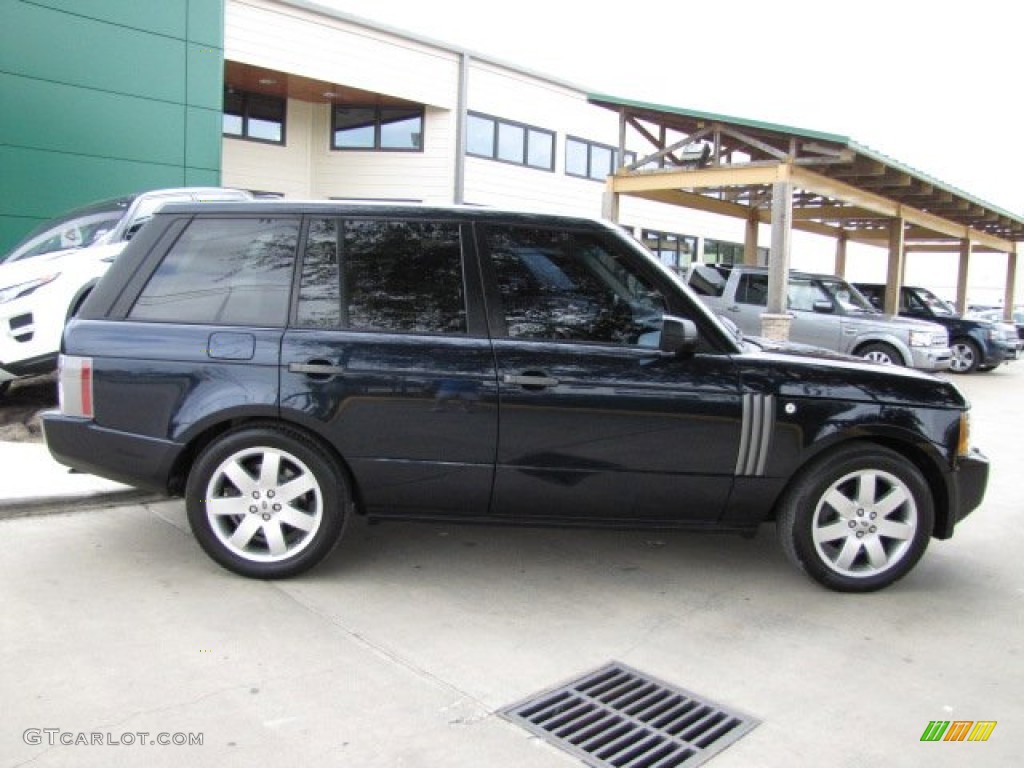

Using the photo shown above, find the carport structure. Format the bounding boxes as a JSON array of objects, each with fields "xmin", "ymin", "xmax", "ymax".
[{"xmin": 593, "ymin": 94, "xmax": 1024, "ymax": 338}]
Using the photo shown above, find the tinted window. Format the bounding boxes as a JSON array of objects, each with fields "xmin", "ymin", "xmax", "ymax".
[
  {"xmin": 484, "ymin": 226, "xmax": 665, "ymax": 345},
  {"xmin": 130, "ymin": 218, "xmax": 298, "ymax": 326},
  {"xmin": 736, "ymin": 274, "xmax": 768, "ymax": 306},
  {"xmin": 296, "ymin": 219, "xmax": 466, "ymax": 334}
]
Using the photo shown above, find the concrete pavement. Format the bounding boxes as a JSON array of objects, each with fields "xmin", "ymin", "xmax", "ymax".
[{"xmin": 1, "ymin": 363, "xmax": 1021, "ymax": 767}]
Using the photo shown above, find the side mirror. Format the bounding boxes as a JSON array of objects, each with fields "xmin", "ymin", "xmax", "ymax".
[
  {"xmin": 812, "ymin": 300, "xmax": 834, "ymax": 314},
  {"xmin": 660, "ymin": 315, "xmax": 699, "ymax": 356}
]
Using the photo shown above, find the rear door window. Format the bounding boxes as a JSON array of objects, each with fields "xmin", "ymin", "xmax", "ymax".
[
  {"xmin": 129, "ymin": 217, "xmax": 299, "ymax": 326},
  {"xmin": 296, "ymin": 218, "xmax": 466, "ymax": 334}
]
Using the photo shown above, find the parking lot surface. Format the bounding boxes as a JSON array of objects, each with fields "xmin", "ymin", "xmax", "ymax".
[{"xmin": 2, "ymin": 364, "xmax": 1021, "ymax": 767}]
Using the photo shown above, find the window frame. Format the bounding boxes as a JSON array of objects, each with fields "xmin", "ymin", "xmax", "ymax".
[
  {"xmin": 222, "ymin": 89, "xmax": 287, "ymax": 146},
  {"xmin": 465, "ymin": 111, "xmax": 555, "ymax": 172},
  {"xmin": 330, "ymin": 104, "xmax": 426, "ymax": 152},
  {"xmin": 565, "ymin": 136, "xmax": 637, "ymax": 181}
]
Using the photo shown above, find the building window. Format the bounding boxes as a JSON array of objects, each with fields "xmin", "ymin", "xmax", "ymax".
[
  {"xmin": 704, "ymin": 238, "xmax": 769, "ymax": 266},
  {"xmin": 641, "ymin": 229, "xmax": 697, "ymax": 273},
  {"xmin": 331, "ymin": 105, "xmax": 424, "ymax": 151},
  {"xmin": 223, "ymin": 89, "xmax": 285, "ymax": 144},
  {"xmin": 565, "ymin": 137, "xmax": 636, "ymax": 181},
  {"xmin": 466, "ymin": 112, "xmax": 554, "ymax": 171}
]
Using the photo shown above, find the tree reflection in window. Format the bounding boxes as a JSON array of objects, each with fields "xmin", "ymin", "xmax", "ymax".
[
  {"xmin": 298, "ymin": 219, "xmax": 466, "ymax": 334},
  {"xmin": 485, "ymin": 226, "xmax": 665, "ymax": 345}
]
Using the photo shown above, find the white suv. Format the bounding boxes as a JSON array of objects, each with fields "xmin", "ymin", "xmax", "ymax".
[{"xmin": 0, "ymin": 187, "xmax": 252, "ymax": 395}]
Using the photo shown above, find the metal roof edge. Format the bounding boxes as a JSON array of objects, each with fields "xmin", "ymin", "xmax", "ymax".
[
  {"xmin": 587, "ymin": 92, "xmax": 852, "ymax": 145},
  {"xmin": 850, "ymin": 141, "xmax": 1024, "ymax": 226}
]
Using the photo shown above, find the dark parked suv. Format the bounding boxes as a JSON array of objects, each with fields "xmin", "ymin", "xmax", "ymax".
[
  {"xmin": 854, "ymin": 284, "xmax": 1009, "ymax": 374},
  {"xmin": 43, "ymin": 203, "xmax": 989, "ymax": 592}
]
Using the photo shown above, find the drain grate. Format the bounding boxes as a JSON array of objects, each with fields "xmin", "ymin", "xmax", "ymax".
[{"xmin": 501, "ymin": 662, "xmax": 759, "ymax": 768}]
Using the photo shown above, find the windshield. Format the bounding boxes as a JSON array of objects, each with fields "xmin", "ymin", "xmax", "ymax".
[
  {"xmin": 1, "ymin": 197, "xmax": 133, "ymax": 264},
  {"xmin": 911, "ymin": 287, "xmax": 956, "ymax": 317},
  {"xmin": 816, "ymin": 278, "xmax": 876, "ymax": 312}
]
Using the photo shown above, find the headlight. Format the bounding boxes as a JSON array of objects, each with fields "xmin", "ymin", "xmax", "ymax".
[
  {"xmin": 909, "ymin": 330, "xmax": 940, "ymax": 347},
  {"xmin": 0, "ymin": 274, "xmax": 59, "ymax": 304}
]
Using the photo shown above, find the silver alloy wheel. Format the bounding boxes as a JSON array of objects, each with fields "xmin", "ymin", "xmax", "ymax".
[
  {"xmin": 949, "ymin": 342, "xmax": 976, "ymax": 373},
  {"xmin": 811, "ymin": 468, "xmax": 918, "ymax": 579},
  {"xmin": 862, "ymin": 349, "xmax": 894, "ymax": 364},
  {"xmin": 203, "ymin": 446, "xmax": 323, "ymax": 563}
]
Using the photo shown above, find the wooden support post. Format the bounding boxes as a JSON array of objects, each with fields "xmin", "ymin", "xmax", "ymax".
[
  {"xmin": 956, "ymin": 239, "xmax": 971, "ymax": 315},
  {"xmin": 884, "ymin": 218, "xmax": 905, "ymax": 316},
  {"xmin": 834, "ymin": 232, "xmax": 848, "ymax": 277},
  {"xmin": 743, "ymin": 211, "xmax": 759, "ymax": 265},
  {"xmin": 602, "ymin": 177, "xmax": 620, "ymax": 223},
  {"xmin": 1004, "ymin": 249, "xmax": 1018, "ymax": 321},
  {"xmin": 762, "ymin": 180, "xmax": 793, "ymax": 339}
]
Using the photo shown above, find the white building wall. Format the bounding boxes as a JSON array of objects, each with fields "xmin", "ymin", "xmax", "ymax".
[
  {"xmin": 222, "ymin": 98, "xmax": 314, "ymax": 197},
  {"xmin": 223, "ymin": 0, "xmax": 785, "ymax": 260},
  {"xmin": 226, "ymin": 0, "xmax": 459, "ymax": 109},
  {"xmin": 309, "ymin": 104, "xmax": 455, "ymax": 204}
]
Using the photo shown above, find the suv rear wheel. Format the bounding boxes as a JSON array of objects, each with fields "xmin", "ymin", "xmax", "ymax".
[
  {"xmin": 185, "ymin": 426, "xmax": 349, "ymax": 578},
  {"xmin": 777, "ymin": 443, "xmax": 933, "ymax": 592}
]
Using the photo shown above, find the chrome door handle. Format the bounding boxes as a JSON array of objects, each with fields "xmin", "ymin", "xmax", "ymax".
[
  {"xmin": 503, "ymin": 373, "xmax": 559, "ymax": 388},
  {"xmin": 289, "ymin": 362, "xmax": 346, "ymax": 375}
]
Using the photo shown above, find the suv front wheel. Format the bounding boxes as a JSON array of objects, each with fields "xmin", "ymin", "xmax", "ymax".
[
  {"xmin": 185, "ymin": 426, "xmax": 349, "ymax": 578},
  {"xmin": 949, "ymin": 339, "xmax": 981, "ymax": 374},
  {"xmin": 777, "ymin": 443, "xmax": 933, "ymax": 592}
]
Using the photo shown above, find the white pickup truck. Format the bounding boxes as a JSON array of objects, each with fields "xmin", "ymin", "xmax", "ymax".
[{"xmin": 686, "ymin": 264, "xmax": 952, "ymax": 371}]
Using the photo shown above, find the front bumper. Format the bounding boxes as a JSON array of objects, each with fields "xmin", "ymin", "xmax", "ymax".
[
  {"xmin": 935, "ymin": 448, "xmax": 989, "ymax": 538},
  {"xmin": 909, "ymin": 345, "xmax": 952, "ymax": 371},
  {"xmin": 42, "ymin": 412, "xmax": 182, "ymax": 493}
]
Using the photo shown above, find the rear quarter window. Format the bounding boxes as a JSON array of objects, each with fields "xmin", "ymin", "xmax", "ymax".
[{"xmin": 129, "ymin": 217, "xmax": 298, "ymax": 326}]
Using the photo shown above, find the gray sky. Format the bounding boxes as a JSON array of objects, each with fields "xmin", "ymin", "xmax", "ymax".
[{"xmin": 316, "ymin": 0, "xmax": 1024, "ymax": 216}]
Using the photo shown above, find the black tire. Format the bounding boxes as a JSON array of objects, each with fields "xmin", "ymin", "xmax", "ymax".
[
  {"xmin": 0, "ymin": 381, "xmax": 9, "ymax": 398},
  {"xmin": 776, "ymin": 442, "xmax": 933, "ymax": 592},
  {"xmin": 185, "ymin": 426, "xmax": 349, "ymax": 578},
  {"xmin": 949, "ymin": 339, "xmax": 981, "ymax": 374},
  {"xmin": 858, "ymin": 342, "xmax": 902, "ymax": 366}
]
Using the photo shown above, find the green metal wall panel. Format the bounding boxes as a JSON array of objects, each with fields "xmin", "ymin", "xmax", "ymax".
[
  {"xmin": 188, "ymin": 0, "xmax": 225, "ymax": 49},
  {"xmin": 0, "ymin": 0, "xmax": 225, "ymax": 254},
  {"xmin": 1, "ymin": 73, "xmax": 185, "ymax": 166},
  {"xmin": 0, "ymin": 1, "xmax": 186, "ymax": 103},
  {"xmin": 25, "ymin": 0, "xmax": 189, "ymax": 38},
  {"xmin": 186, "ymin": 107, "xmax": 223, "ymax": 171},
  {"xmin": 187, "ymin": 42, "xmax": 224, "ymax": 111},
  {"xmin": 0, "ymin": 147, "xmax": 185, "ymax": 220}
]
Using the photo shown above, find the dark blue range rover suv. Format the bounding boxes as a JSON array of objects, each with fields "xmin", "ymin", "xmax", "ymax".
[{"xmin": 43, "ymin": 203, "xmax": 989, "ymax": 591}]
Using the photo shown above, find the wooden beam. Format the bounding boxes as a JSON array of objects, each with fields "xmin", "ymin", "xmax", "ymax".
[
  {"xmin": 789, "ymin": 166, "xmax": 1015, "ymax": 252},
  {"xmin": 611, "ymin": 163, "xmax": 786, "ymax": 193},
  {"xmin": 791, "ymin": 205, "xmax": 878, "ymax": 221},
  {"xmin": 717, "ymin": 125, "xmax": 789, "ymax": 161}
]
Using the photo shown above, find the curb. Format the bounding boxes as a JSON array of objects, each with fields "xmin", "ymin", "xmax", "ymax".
[{"xmin": 0, "ymin": 489, "xmax": 167, "ymax": 520}]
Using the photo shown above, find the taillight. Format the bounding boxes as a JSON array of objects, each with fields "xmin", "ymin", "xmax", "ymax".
[{"xmin": 58, "ymin": 355, "xmax": 94, "ymax": 419}]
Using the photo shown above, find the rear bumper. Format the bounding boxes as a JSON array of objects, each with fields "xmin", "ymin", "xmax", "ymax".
[
  {"xmin": 41, "ymin": 412, "xmax": 182, "ymax": 493},
  {"xmin": 935, "ymin": 449, "xmax": 989, "ymax": 538}
]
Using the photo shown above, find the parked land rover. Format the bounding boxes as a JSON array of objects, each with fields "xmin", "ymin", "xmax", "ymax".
[
  {"xmin": 43, "ymin": 203, "xmax": 988, "ymax": 591},
  {"xmin": 0, "ymin": 187, "xmax": 252, "ymax": 396},
  {"xmin": 854, "ymin": 283, "xmax": 1012, "ymax": 374},
  {"xmin": 686, "ymin": 265, "xmax": 951, "ymax": 370}
]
